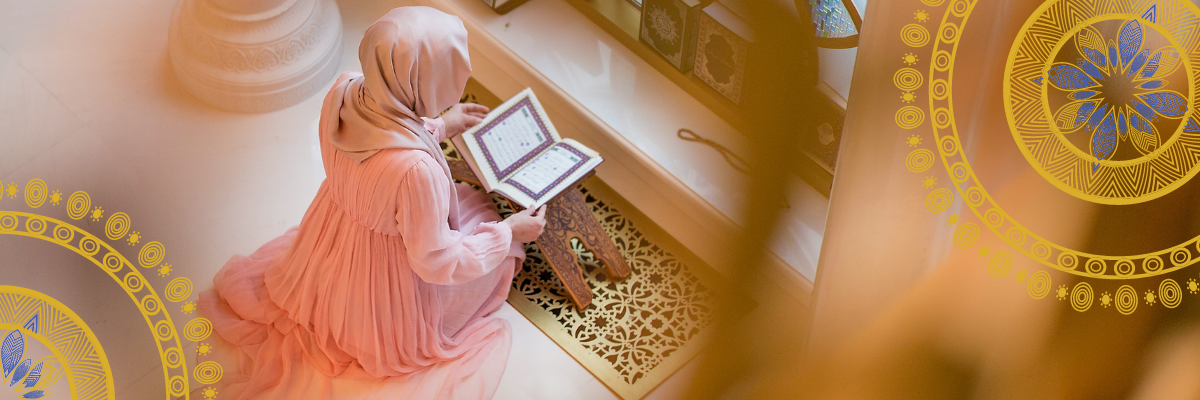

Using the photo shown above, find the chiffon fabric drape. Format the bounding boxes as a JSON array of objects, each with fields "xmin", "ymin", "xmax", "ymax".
[
  {"xmin": 197, "ymin": 106, "xmax": 525, "ymax": 399},
  {"xmin": 196, "ymin": 7, "xmax": 526, "ymax": 399}
]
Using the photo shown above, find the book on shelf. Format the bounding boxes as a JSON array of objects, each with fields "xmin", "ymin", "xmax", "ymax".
[{"xmin": 451, "ymin": 88, "xmax": 603, "ymax": 209}]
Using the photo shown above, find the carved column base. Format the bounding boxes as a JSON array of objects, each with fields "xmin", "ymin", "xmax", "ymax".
[{"xmin": 168, "ymin": 0, "xmax": 343, "ymax": 113}]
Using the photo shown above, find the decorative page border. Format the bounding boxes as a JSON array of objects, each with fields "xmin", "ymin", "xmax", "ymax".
[
  {"xmin": 504, "ymin": 144, "xmax": 592, "ymax": 200},
  {"xmin": 472, "ymin": 97, "xmax": 555, "ymax": 179}
]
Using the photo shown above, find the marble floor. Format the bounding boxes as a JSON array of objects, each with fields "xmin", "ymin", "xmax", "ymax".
[{"xmin": 0, "ymin": 0, "xmax": 703, "ymax": 398}]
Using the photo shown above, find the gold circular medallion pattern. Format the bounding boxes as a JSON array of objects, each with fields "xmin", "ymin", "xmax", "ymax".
[
  {"xmin": 930, "ymin": 0, "xmax": 1200, "ymax": 279},
  {"xmin": 1004, "ymin": 2, "xmax": 1200, "ymax": 205}
]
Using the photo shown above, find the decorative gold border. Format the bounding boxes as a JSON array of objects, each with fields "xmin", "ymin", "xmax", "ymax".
[
  {"xmin": 894, "ymin": 0, "xmax": 1200, "ymax": 314},
  {"xmin": 929, "ymin": 0, "xmax": 1200, "ymax": 280},
  {"xmin": 0, "ymin": 285, "xmax": 114, "ymax": 399},
  {"xmin": 0, "ymin": 178, "xmax": 224, "ymax": 399},
  {"xmin": 1005, "ymin": 1, "xmax": 1200, "ymax": 204}
]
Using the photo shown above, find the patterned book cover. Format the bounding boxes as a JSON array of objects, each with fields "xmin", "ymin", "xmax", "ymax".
[
  {"xmin": 694, "ymin": 2, "xmax": 751, "ymax": 105},
  {"xmin": 640, "ymin": 0, "xmax": 703, "ymax": 72}
]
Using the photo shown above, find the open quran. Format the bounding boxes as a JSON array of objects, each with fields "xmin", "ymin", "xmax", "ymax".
[{"xmin": 451, "ymin": 88, "xmax": 603, "ymax": 209}]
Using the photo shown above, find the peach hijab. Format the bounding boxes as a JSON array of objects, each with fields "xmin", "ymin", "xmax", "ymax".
[{"xmin": 323, "ymin": 6, "xmax": 471, "ymax": 228}]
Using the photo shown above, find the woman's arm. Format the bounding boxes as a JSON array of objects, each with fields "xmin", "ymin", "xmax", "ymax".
[
  {"xmin": 430, "ymin": 103, "xmax": 489, "ymax": 143},
  {"xmin": 422, "ymin": 117, "xmax": 448, "ymax": 143},
  {"xmin": 395, "ymin": 156, "xmax": 513, "ymax": 285}
]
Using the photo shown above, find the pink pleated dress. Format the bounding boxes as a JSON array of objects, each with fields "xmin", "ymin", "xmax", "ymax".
[{"xmin": 197, "ymin": 113, "xmax": 526, "ymax": 399}]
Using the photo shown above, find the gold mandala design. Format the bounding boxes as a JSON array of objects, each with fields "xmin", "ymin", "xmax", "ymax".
[
  {"xmin": 0, "ymin": 286, "xmax": 114, "ymax": 399},
  {"xmin": 1005, "ymin": 0, "xmax": 1200, "ymax": 204},
  {"xmin": 932, "ymin": 0, "xmax": 1200, "ymax": 279},
  {"xmin": 0, "ymin": 211, "xmax": 190, "ymax": 398},
  {"xmin": 0, "ymin": 179, "xmax": 222, "ymax": 398}
]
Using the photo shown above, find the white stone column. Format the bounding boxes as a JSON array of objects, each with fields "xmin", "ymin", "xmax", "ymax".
[{"xmin": 168, "ymin": 0, "xmax": 343, "ymax": 113}]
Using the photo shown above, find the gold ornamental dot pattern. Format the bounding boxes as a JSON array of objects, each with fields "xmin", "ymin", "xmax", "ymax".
[
  {"xmin": 123, "ymin": 272, "xmax": 145, "ymax": 292},
  {"xmin": 1144, "ymin": 257, "xmax": 1163, "ymax": 273},
  {"xmin": 932, "ymin": 108, "xmax": 951, "ymax": 128},
  {"xmin": 1113, "ymin": 259, "xmax": 1135, "ymax": 276},
  {"xmin": 139, "ymin": 241, "xmax": 165, "ymax": 269},
  {"xmin": 184, "ymin": 317, "xmax": 214, "ymax": 342},
  {"xmin": 1027, "ymin": 271, "xmax": 1052, "ymax": 299},
  {"xmin": 194, "ymin": 361, "xmax": 224, "ymax": 385},
  {"xmin": 927, "ymin": 0, "xmax": 1200, "ymax": 279},
  {"xmin": 1171, "ymin": 248, "xmax": 1191, "ymax": 266},
  {"xmin": 931, "ymin": 79, "xmax": 949, "ymax": 100},
  {"xmin": 24, "ymin": 216, "xmax": 45, "ymax": 235},
  {"xmin": 950, "ymin": 0, "xmax": 970, "ymax": 16},
  {"xmin": 164, "ymin": 347, "xmax": 183, "ymax": 368},
  {"xmin": 169, "ymin": 376, "xmax": 187, "ymax": 397},
  {"xmin": 938, "ymin": 136, "xmax": 959, "ymax": 156},
  {"xmin": 154, "ymin": 320, "xmax": 174, "ymax": 341},
  {"xmin": 894, "ymin": 68, "xmax": 924, "ymax": 91},
  {"xmin": 1057, "ymin": 251, "xmax": 1078, "ymax": 270},
  {"xmin": 104, "ymin": 212, "xmax": 130, "ymax": 241},
  {"xmin": 907, "ymin": 149, "xmax": 936, "ymax": 173},
  {"xmin": 925, "ymin": 188, "xmax": 954, "ymax": 213},
  {"xmin": 141, "ymin": 295, "xmax": 161, "ymax": 316},
  {"xmin": 1030, "ymin": 241, "xmax": 1051, "ymax": 260},
  {"xmin": 963, "ymin": 187, "xmax": 985, "ymax": 207},
  {"xmin": 983, "ymin": 208, "xmax": 1004, "ymax": 228},
  {"xmin": 102, "ymin": 252, "xmax": 122, "ymax": 273},
  {"xmin": 896, "ymin": 106, "xmax": 926, "ymax": 129},
  {"xmin": 933, "ymin": 50, "xmax": 952, "ymax": 71},
  {"xmin": 1115, "ymin": 285, "xmax": 1138, "ymax": 315},
  {"xmin": 901, "ymin": 23, "xmax": 930, "ymax": 47},
  {"xmin": 987, "ymin": 251, "xmax": 1012, "ymax": 278},
  {"xmin": 1005, "ymin": 227, "xmax": 1027, "ymax": 246},
  {"xmin": 24, "ymin": 179, "xmax": 47, "ymax": 209},
  {"xmin": 949, "ymin": 162, "xmax": 970, "ymax": 182},
  {"xmin": 66, "ymin": 191, "xmax": 91, "ymax": 220},
  {"xmin": 0, "ymin": 208, "xmax": 194, "ymax": 399},
  {"xmin": 953, "ymin": 222, "xmax": 979, "ymax": 248},
  {"xmin": 939, "ymin": 22, "xmax": 960, "ymax": 43},
  {"xmin": 1070, "ymin": 282, "xmax": 1093, "ymax": 312},
  {"xmin": 79, "ymin": 236, "xmax": 100, "ymax": 256},
  {"xmin": 895, "ymin": 0, "xmax": 1200, "ymax": 316},
  {"xmin": 1160, "ymin": 279, "xmax": 1182, "ymax": 308},
  {"xmin": 165, "ymin": 277, "xmax": 193, "ymax": 303},
  {"xmin": 52, "ymin": 224, "xmax": 73, "ymax": 243}
]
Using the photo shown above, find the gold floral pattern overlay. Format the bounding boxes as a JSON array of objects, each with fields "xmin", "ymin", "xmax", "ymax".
[
  {"xmin": 0, "ymin": 285, "xmax": 114, "ymax": 399},
  {"xmin": 0, "ymin": 178, "xmax": 219, "ymax": 399},
  {"xmin": 895, "ymin": 0, "xmax": 1200, "ymax": 314},
  {"xmin": 442, "ymin": 142, "xmax": 722, "ymax": 400}
]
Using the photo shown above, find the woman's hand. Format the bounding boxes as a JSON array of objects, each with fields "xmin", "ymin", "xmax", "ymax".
[
  {"xmin": 504, "ymin": 205, "xmax": 547, "ymax": 243},
  {"xmin": 441, "ymin": 103, "xmax": 490, "ymax": 138}
]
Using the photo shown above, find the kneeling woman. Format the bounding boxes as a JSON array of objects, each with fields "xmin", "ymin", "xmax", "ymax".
[{"xmin": 198, "ymin": 7, "xmax": 546, "ymax": 399}]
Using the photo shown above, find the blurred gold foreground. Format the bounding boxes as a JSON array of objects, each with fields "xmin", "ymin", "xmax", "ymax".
[{"xmin": 683, "ymin": 1, "xmax": 1200, "ymax": 399}]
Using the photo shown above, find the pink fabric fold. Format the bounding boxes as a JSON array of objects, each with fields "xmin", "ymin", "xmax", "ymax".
[{"xmin": 196, "ymin": 7, "xmax": 526, "ymax": 399}]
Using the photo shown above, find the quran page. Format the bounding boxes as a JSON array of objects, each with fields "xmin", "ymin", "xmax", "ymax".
[
  {"xmin": 457, "ymin": 88, "xmax": 560, "ymax": 189},
  {"xmin": 496, "ymin": 140, "xmax": 602, "ymax": 208},
  {"xmin": 476, "ymin": 104, "xmax": 553, "ymax": 176},
  {"xmin": 453, "ymin": 89, "xmax": 602, "ymax": 208}
]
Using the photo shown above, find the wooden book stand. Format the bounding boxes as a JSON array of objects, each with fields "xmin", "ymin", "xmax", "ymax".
[{"xmin": 448, "ymin": 159, "xmax": 631, "ymax": 309}]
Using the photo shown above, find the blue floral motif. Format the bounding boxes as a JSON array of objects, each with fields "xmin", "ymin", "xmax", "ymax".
[
  {"xmin": 0, "ymin": 315, "xmax": 60, "ymax": 400},
  {"xmin": 1048, "ymin": 19, "xmax": 1187, "ymax": 166}
]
